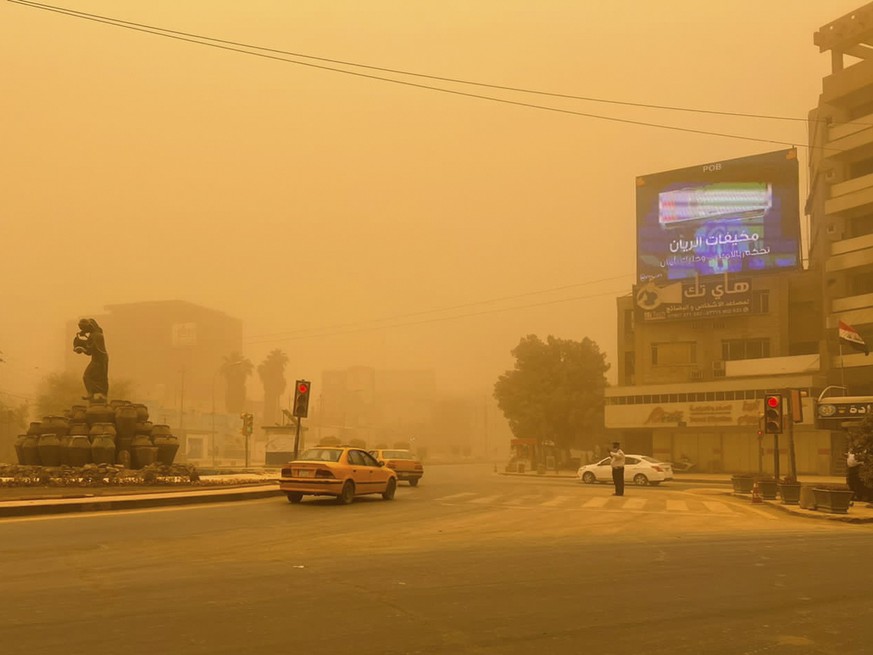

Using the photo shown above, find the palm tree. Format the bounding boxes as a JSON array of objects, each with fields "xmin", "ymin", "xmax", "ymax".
[
  {"xmin": 221, "ymin": 352, "xmax": 253, "ymax": 413},
  {"xmin": 258, "ymin": 349, "xmax": 289, "ymax": 426}
]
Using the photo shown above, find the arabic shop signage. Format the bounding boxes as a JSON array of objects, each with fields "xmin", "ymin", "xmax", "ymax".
[
  {"xmin": 605, "ymin": 399, "xmax": 761, "ymax": 429},
  {"xmin": 634, "ymin": 276, "xmax": 752, "ymax": 322},
  {"xmin": 814, "ymin": 397, "xmax": 873, "ymax": 428}
]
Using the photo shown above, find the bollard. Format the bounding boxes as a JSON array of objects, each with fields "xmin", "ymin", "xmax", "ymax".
[{"xmin": 751, "ymin": 481, "xmax": 763, "ymax": 504}]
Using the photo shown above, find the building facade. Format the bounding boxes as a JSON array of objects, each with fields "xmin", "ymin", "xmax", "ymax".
[
  {"xmin": 604, "ymin": 4, "xmax": 873, "ymax": 475},
  {"xmin": 807, "ymin": 1, "xmax": 873, "ymax": 396}
]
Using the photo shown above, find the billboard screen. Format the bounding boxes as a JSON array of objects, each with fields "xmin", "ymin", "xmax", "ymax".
[{"xmin": 636, "ymin": 148, "xmax": 800, "ymax": 283}]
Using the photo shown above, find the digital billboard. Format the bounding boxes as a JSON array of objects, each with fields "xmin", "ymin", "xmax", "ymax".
[{"xmin": 636, "ymin": 148, "xmax": 800, "ymax": 283}]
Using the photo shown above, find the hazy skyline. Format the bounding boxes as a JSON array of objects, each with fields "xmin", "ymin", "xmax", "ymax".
[{"xmin": 1, "ymin": 0, "xmax": 863, "ymax": 403}]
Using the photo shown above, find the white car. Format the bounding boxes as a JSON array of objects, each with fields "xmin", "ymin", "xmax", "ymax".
[{"xmin": 577, "ymin": 455, "xmax": 673, "ymax": 486}]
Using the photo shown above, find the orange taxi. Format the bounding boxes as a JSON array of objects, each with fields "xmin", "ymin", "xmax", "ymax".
[
  {"xmin": 369, "ymin": 449, "xmax": 424, "ymax": 487},
  {"xmin": 279, "ymin": 446, "xmax": 397, "ymax": 504}
]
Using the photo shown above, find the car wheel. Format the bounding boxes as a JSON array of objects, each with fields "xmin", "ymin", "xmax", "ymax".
[
  {"xmin": 582, "ymin": 472, "xmax": 596, "ymax": 484},
  {"xmin": 382, "ymin": 478, "xmax": 397, "ymax": 500},
  {"xmin": 408, "ymin": 478, "xmax": 419, "ymax": 487},
  {"xmin": 286, "ymin": 492, "xmax": 303, "ymax": 504},
  {"xmin": 337, "ymin": 481, "xmax": 355, "ymax": 505},
  {"xmin": 633, "ymin": 473, "xmax": 649, "ymax": 486}
]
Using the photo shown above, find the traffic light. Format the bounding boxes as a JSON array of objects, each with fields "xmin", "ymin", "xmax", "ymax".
[
  {"xmin": 764, "ymin": 394, "xmax": 784, "ymax": 434},
  {"xmin": 293, "ymin": 380, "xmax": 311, "ymax": 418},
  {"xmin": 240, "ymin": 413, "xmax": 253, "ymax": 436}
]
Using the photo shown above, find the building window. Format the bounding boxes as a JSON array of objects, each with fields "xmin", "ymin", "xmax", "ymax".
[
  {"xmin": 651, "ymin": 341, "xmax": 697, "ymax": 366},
  {"xmin": 849, "ymin": 213, "xmax": 873, "ymax": 238},
  {"xmin": 751, "ymin": 290, "xmax": 770, "ymax": 314},
  {"xmin": 850, "ymin": 270, "xmax": 873, "ymax": 296},
  {"xmin": 789, "ymin": 341, "xmax": 819, "ymax": 356},
  {"xmin": 624, "ymin": 351, "xmax": 635, "ymax": 380},
  {"xmin": 624, "ymin": 309, "xmax": 635, "ymax": 333},
  {"xmin": 722, "ymin": 338, "xmax": 770, "ymax": 361},
  {"xmin": 849, "ymin": 155, "xmax": 873, "ymax": 179}
]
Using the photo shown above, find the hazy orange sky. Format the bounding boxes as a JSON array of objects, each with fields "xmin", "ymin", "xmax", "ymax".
[{"xmin": 0, "ymin": 0, "xmax": 864, "ymax": 403}]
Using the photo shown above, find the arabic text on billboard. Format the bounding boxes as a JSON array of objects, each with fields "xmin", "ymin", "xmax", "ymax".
[{"xmin": 636, "ymin": 148, "xmax": 800, "ymax": 284}]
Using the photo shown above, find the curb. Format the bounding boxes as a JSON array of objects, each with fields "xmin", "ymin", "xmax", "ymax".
[
  {"xmin": 728, "ymin": 492, "xmax": 873, "ymax": 524},
  {"xmin": 0, "ymin": 484, "xmax": 282, "ymax": 518},
  {"xmin": 498, "ymin": 472, "xmax": 732, "ymax": 485}
]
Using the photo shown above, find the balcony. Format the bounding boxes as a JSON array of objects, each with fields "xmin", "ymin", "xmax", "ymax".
[
  {"xmin": 827, "ymin": 305, "xmax": 873, "ymax": 331},
  {"xmin": 827, "ymin": 111, "xmax": 873, "ymax": 155},
  {"xmin": 825, "ymin": 172, "xmax": 873, "ymax": 216},
  {"xmin": 831, "ymin": 291, "xmax": 873, "ymax": 315},
  {"xmin": 826, "ymin": 233, "xmax": 873, "ymax": 272},
  {"xmin": 725, "ymin": 354, "xmax": 821, "ymax": 377}
]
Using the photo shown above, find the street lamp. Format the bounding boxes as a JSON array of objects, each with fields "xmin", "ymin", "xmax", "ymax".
[{"xmin": 212, "ymin": 361, "xmax": 243, "ymax": 468}]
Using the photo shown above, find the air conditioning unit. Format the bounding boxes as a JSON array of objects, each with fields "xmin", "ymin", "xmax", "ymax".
[
  {"xmin": 690, "ymin": 369, "xmax": 704, "ymax": 381},
  {"xmin": 712, "ymin": 360, "xmax": 726, "ymax": 378}
]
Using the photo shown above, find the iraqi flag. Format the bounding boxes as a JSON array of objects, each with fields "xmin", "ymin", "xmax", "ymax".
[{"xmin": 839, "ymin": 321, "xmax": 869, "ymax": 355}]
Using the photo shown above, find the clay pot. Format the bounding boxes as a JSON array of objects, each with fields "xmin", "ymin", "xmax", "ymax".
[
  {"xmin": 21, "ymin": 435, "xmax": 40, "ymax": 465},
  {"xmin": 90, "ymin": 434, "xmax": 116, "ymax": 466},
  {"xmin": 154, "ymin": 434, "xmax": 179, "ymax": 466},
  {"xmin": 26, "ymin": 421, "xmax": 42, "ymax": 437},
  {"xmin": 133, "ymin": 403, "xmax": 149, "ymax": 423},
  {"xmin": 151, "ymin": 424, "xmax": 172, "ymax": 438},
  {"xmin": 69, "ymin": 422, "xmax": 89, "ymax": 436},
  {"xmin": 57, "ymin": 434, "xmax": 71, "ymax": 466},
  {"xmin": 69, "ymin": 405, "xmax": 88, "ymax": 422},
  {"xmin": 42, "ymin": 415, "xmax": 71, "ymax": 437},
  {"xmin": 134, "ymin": 446, "xmax": 159, "ymax": 469},
  {"xmin": 89, "ymin": 422, "xmax": 117, "ymax": 442},
  {"xmin": 37, "ymin": 433, "xmax": 62, "ymax": 467},
  {"xmin": 68, "ymin": 434, "xmax": 92, "ymax": 467},
  {"xmin": 135, "ymin": 421, "xmax": 153, "ymax": 437},
  {"xmin": 115, "ymin": 405, "xmax": 138, "ymax": 439},
  {"xmin": 131, "ymin": 434, "xmax": 154, "ymax": 469},
  {"xmin": 85, "ymin": 403, "xmax": 114, "ymax": 426}
]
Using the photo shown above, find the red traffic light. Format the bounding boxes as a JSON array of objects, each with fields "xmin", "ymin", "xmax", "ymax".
[
  {"xmin": 766, "ymin": 395, "xmax": 780, "ymax": 408},
  {"xmin": 298, "ymin": 383, "xmax": 308, "ymax": 394}
]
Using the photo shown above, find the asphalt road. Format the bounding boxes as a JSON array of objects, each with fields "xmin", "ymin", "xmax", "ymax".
[{"xmin": 2, "ymin": 464, "xmax": 871, "ymax": 655}]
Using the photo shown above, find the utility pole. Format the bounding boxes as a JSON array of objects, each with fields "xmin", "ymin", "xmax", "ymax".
[{"xmin": 787, "ymin": 388, "xmax": 800, "ymax": 480}]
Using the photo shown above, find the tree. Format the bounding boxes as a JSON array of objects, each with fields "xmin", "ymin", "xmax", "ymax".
[
  {"xmin": 0, "ymin": 397, "xmax": 28, "ymax": 463},
  {"xmin": 493, "ymin": 334, "xmax": 609, "ymax": 451},
  {"xmin": 221, "ymin": 352, "xmax": 253, "ymax": 414},
  {"xmin": 258, "ymin": 349, "xmax": 289, "ymax": 426}
]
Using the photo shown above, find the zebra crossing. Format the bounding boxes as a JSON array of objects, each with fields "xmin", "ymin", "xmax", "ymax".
[{"xmin": 432, "ymin": 491, "xmax": 747, "ymax": 516}]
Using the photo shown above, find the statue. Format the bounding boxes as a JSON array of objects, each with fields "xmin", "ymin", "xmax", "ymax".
[{"xmin": 73, "ymin": 318, "xmax": 109, "ymax": 402}]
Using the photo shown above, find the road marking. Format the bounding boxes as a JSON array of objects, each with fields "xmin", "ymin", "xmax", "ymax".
[
  {"xmin": 540, "ymin": 495, "xmax": 573, "ymax": 507},
  {"xmin": 702, "ymin": 501, "xmax": 735, "ymax": 514},
  {"xmin": 583, "ymin": 497, "xmax": 609, "ymax": 508},
  {"xmin": 470, "ymin": 495, "xmax": 503, "ymax": 504},
  {"xmin": 503, "ymin": 495, "xmax": 544, "ymax": 506},
  {"xmin": 434, "ymin": 492, "xmax": 477, "ymax": 502},
  {"xmin": 666, "ymin": 500, "xmax": 689, "ymax": 512},
  {"xmin": 622, "ymin": 498, "xmax": 647, "ymax": 510}
]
